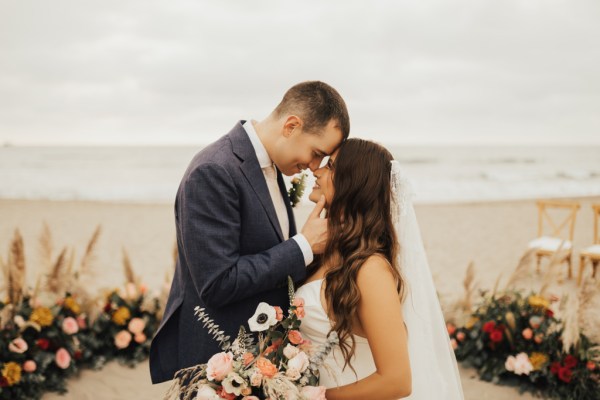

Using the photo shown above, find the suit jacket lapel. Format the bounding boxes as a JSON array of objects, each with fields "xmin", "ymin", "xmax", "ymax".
[
  {"xmin": 229, "ymin": 122, "xmax": 285, "ymax": 242},
  {"xmin": 277, "ymin": 169, "xmax": 297, "ymax": 237}
]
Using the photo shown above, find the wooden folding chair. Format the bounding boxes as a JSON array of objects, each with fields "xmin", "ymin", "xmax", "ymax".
[
  {"xmin": 528, "ymin": 200, "xmax": 580, "ymax": 278},
  {"xmin": 578, "ymin": 204, "xmax": 600, "ymax": 285}
]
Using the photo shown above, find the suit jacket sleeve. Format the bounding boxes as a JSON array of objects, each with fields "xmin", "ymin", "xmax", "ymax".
[{"xmin": 177, "ymin": 162, "xmax": 306, "ymax": 308}]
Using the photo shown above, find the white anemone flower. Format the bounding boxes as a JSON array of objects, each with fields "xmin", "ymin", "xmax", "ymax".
[
  {"xmin": 195, "ymin": 384, "xmax": 220, "ymax": 400},
  {"xmin": 248, "ymin": 302, "xmax": 277, "ymax": 332},
  {"xmin": 222, "ymin": 372, "xmax": 248, "ymax": 396}
]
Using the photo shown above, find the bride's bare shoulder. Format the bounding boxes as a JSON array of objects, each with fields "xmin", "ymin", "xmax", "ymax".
[{"xmin": 356, "ymin": 254, "xmax": 395, "ymax": 287}]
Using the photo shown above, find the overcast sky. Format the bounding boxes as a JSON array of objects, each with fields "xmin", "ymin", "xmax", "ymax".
[{"xmin": 1, "ymin": 0, "xmax": 599, "ymax": 145}]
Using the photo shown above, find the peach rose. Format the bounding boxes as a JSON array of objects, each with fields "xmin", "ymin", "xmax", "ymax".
[
  {"xmin": 293, "ymin": 298, "xmax": 305, "ymax": 319},
  {"xmin": 456, "ymin": 332, "xmax": 466, "ymax": 342},
  {"xmin": 446, "ymin": 323, "xmax": 456, "ymax": 336},
  {"xmin": 23, "ymin": 360, "xmax": 37, "ymax": 373},
  {"xmin": 206, "ymin": 352, "xmax": 234, "ymax": 381},
  {"xmin": 283, "ymin": 343, "xmax": 300, "ymax": 359},
  {"xmin": 288, "ymin": 330, "xmax": 304, "ymax": 345},
  {"xmin": 450, "ymin": 338, "xmax": 458, "ymax": 350},
  {"xmin": 288, "ymin": 351, "xmax": 309, "ymax": 373},
  {"xmin": 242, "ymin": 352, "xmax": 255, "ymax": 366},
  {"xmin": 62, "ymin": 317, "xmax": 79, "ymax": 335},
  {"xmin": 76, "ymin": 315, "xmax": 87, "ymax": 330},
  {"xmin": 587, "ymin": 361, "xmax": 596, "ymax": 371},
  {"xmin": 55, "ymin": 348, "xmax": 71, "ymax": 369},
  {"xmin": 522, "ymin": 328, "xmax": 533, "ymax": 340},
  {"xmin": 301, "ymin": 385, "xmax": 327, "ymax": 400},
  {"xmin": 128, "ymin": 317, "xmax": 146, "ymax": 335},
  {"xmin": 273, "ymin": 306, "xmax": 284, "ymax": 321},
  {"xmin": 134, "ymin": 333, "xmax": 147, "ymax": 344},
  {"xmin": 256, "ymin": 357, "xmax": 278, "ymax": 378},
  {"xmin": 114, "ymin": 330, "xmax": 132, "ymax": 349},
  {"xmin": 534, "ymin": 333, "xmax": 544, "ymax": 344},
  {"xmin": 250, "ymin": 370, "xmax": 263, "ymax": 386},
  {"xmin": 8, "ymin": 337, "xmax": 28, "ymax": 353}
]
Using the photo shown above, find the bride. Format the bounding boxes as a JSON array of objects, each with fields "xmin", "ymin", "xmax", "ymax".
[{"xmin": 295, "ymin": 139, "xmax": 464, "ymax": 399}]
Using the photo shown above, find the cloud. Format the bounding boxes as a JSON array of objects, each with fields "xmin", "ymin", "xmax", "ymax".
[{"xmin": 0, "ymin": 0, "xmax": 599, "ymax": 145}]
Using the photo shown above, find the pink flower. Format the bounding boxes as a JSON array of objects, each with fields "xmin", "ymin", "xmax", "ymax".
[
  {"xmin": 529, "ymin": 316, "xmax": 543, "ymax": 329},
  {"xmin": 76, "ymin": 315, "xmax": 87, "ymax": 329},
  {"xmin": 273, "ymin": 306, "xmax": 283, "ymax": 321},
  {"xmin": 288, "ymin": 351, "xmax": 309, "ymax": 373},
  {"xmin": 288, "ymin": 330, "xmax": 304, "ymax": 345},
  {"xmin": 55, "ymin": 348, "xmax": 71, "ymax": 369},
  {"xmin": 446, "ymin": 323, "xmax": 456, "ymax": 336},
  {"xmin": 456, "ymin": 332, "xmax": 466, "ymax": 342},
  {"xmin": 293, "ymin": 297, "xmax": 305, "ymax": 319},
  {"xmin": 505, "ymin": 353, "xmax": 533, "ymax": 376},
  {"xmin": 62, "ymin": 317, "xmax": 79, "ymax": 335},
  {"xmin": 522, "ymin": 328, "xmax": 533, "ymax": 340},
  {"xmin": 128, "ymin": 317, "xmax": 146, "ymax": 335},
  {"xmin": 206, "ymin": 352, "xmax": 234, "ymax": 381},
  {"xmin": 114, "ymin": 330, "xmax": 132, "ymax": 349},
  {"xmin": 301, "ymin": 385, "xmax": 327, "ymax": 400},
  {"xmin": 23, "ymin": 360, "xmax": 37, "ymax": 373},
  {"xmin": 134, "ymin": 333, "xmax": 147, "ymax": 344},
  {"xmin": 8, "ymin": 337, "xmax": 28, "ymax": 353},
  {"xmin": 450, "ymin": 338, "xmax": 458, "ymax": 350},
  {"xmin": 283, "ymin": 343, "xmax": 300, "ymax": 359},
  {"xmin": 139, "ymin": 283, "xmax": 148, "ymax": 294}
]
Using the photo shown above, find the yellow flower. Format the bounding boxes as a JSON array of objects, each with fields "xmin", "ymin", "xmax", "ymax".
[
  {"xmin": 528, "ymin": 295, "xmax": 550, "ymax": 310},
  {"xmin": 529, "ymin": 352, "xmax": 549, "ymax": 371},
  {"xmin": 465, "ymin": 316, "xmax": 479, "ymax": 330},
  {"xmin": 112, "ymin": 306, "xmax": 131, "ymax": 325},
  {"xmin": 63, "ymin": 297, "xmax": 81, "ymax": 315},
  {"xmin": 2, "ymin": 362, "xmax": 22, "ymax": 386},
  {"xmin": 29, "ymin": 307, "xmax": 54, "ymax": 327}
]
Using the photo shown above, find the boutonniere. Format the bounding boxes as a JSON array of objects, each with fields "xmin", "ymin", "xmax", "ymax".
[{"xmin": 287, "ymin": 172, "xmax": 308, "ymax": 208}]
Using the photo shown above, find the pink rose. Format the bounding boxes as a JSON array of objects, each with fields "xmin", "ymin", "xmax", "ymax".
[
  {"xmin": 288, "ymin": 351, "xmax": 309, "ymax": 373},
  {"xmin": 522, "ymin": 328, "xmax": 533, "ymax": 340},
  {"xmin": 206, "ymin": 352, "xmax": 234, "ymax": 381},
  {"xmin": 23, "ymin": 360, "xmax": 37, "ymax": 373},
  {"xmin": 288, "ymin": 330, "xmax": 304, "ymax": 345},
  {"xmin": 77, "ymin": 315, "xmax": 87, "ymax": 329},
  {"xmin": 456, "ymin": 332, "xmax": 466, "ymax": 342},
  {"xmin": 62, "ymin": 317, "xmax": 79, "ymax": 335},
  {"xmin": 446, "ymin": 323, "xmax": 456, "ymax": 336},
  {"xmin": 114, "ymin": 330, "xmax": 132, "ymax": 349},
  {"xmin": 8, "ymin": 337, "xmax": 28, "ymax": 353},
  {"xmin": 301, "ymin": 385, "xmax": 327, "ymax": 400},
  {"xmin": 134, "ymin": 333, "xmax": 147, "ymax": 344},
  {"xmin": 293, "ymin": 298, "xmax": 305, "ymax": 319},
  {"xmin": 450, "ymin": 338, "xmax": 458, "ymax": 350},
  {"xmin": 273, "ymin": 306, "xmax": 284, "ymax": 321},
  {"xmin": 128, "ymin": 317, "xmax": 146, "ymax": 335},
  {"xmin": 55, "ymin": 348, "xmax": 71, "ymax": 369}
]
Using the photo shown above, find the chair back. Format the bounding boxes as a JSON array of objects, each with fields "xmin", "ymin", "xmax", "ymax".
[
  {"xmin": 536, "ymin": 200, "xmax": 581, "ymax": 241},
  {"xmin": 592, "ymin": 204, "xmax": 600, "ymax": 245}
]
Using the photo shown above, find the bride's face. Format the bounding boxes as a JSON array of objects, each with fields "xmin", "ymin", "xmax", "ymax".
[{"xmin": 308, "ymin": 149, "xmax": 338, "ymax": 206}]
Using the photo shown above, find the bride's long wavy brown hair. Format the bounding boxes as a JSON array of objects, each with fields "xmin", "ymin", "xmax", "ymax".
[{"xmin": 311, "ymin": 138, "xmax": 405, "ymax": 372}]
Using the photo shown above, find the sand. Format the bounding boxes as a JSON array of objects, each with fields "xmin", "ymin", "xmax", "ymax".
[{"xmin": 2, "ymin": 196, "xmax": 598, "ymax": 399}]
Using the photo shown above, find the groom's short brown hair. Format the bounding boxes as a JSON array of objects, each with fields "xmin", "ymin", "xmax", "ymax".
[{"xmin": 274, "ymin": 81, "xmax": 350, "ymax": 140}]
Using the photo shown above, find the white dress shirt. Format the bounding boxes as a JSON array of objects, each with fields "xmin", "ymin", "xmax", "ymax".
[{"xmin": 243, "ymin": 120, "xmax": 313, "ymax": 266}]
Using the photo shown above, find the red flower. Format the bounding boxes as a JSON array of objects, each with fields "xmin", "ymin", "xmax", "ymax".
[
  {"xmin": 563, "ymin": 355, "xmax": 578, "ymax": 369},
  {"xmin": 74, "ymin": 350, "xmax": 83, "ymax": 361},
  {"xmin": 558, "ymin": 367, "xmax": 572, "ymax": 383},
  {"xmin": 490, "ymin": 329, "xmax": 503, "ymax": 343},
  {"xmin": 0, "ymin": 377, "xmax": 8, "ymax": 388},
  {"xmin": 103, "ymin": 302, "xmax": 112, "ymax": 313},
  {"xmin": 550, "ymin": 362, "xmax": 561, "ymax": 375},
  {"xmin": 482, "ymin": 321, "xmax": 496, "ymax": 333},
  {"xmin": 37, "ymin": 338, "xmax": 50, "ymax": 350},
  {"xmin": 545, "ymin": 309, "xmax": 554, "ymax": 318},
  {"xmin": 216, "ymin": 386, "xmax": 236, "ymax": 400}
]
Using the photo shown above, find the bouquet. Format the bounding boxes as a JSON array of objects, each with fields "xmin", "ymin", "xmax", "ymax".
[{"xmin": 165, "ymin": 277, "xmax": 337, "ymax": 400}]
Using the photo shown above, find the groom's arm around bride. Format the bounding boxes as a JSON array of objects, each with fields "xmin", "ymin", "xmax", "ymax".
[{"xmin": 149, "ymin": 81, "xmax": 350, "ymax": 383}]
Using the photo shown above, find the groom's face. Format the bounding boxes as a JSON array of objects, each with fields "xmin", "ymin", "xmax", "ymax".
[{"xmin": 273, "ymin": 117, "xmax": 343, "ymax": 176}]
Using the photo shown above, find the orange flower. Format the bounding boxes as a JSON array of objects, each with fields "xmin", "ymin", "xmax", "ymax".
[
  {"xmin": 288, "ymin": 330, "xmax": 304, "ymax": 345},
  {"xmin": 256, "ymin": 357, "xmax": 277, "ymax": 378},
  {"xmin": 242, "ymin": 352, "xmax": 255, "ymax": 366}
]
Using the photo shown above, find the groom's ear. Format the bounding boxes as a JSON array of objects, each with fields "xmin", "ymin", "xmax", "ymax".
[{"xmin": 282, "ymin": 115, "xmax": 303, "ymax": 137}]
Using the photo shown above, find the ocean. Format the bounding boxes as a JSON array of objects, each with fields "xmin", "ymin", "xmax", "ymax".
[{"xmin": 1, "ymin": 145, "xmax": 599, "ymax": 204}]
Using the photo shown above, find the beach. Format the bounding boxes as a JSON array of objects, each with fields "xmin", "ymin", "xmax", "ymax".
[{"xmin": 1, "ymin": 196, "xmax": 598, "ymax": 399}]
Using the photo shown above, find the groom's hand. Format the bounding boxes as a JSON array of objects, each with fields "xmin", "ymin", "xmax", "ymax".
[{"xmin": 301, "ymin": 195, "xmax": 328, "ymax": 255}]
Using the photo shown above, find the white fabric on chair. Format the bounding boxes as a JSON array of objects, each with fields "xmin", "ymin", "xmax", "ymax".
[
  {"xmin": 581, "ymin": 244, "xmax": 600, "ymax": 255},
  {"xmin": 528, "ymin": 236, "xmax": 572, "ymax": 251}
]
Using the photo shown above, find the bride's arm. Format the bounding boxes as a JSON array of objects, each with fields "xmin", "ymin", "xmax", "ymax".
[{"xmin": 325, "ymin": 256, "xmax": 411, "ymax": 400}]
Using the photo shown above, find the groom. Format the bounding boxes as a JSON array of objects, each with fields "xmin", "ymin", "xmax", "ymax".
[{"xmin": 150, "ymin": 81, "xmax": 350, "ymax": 383}]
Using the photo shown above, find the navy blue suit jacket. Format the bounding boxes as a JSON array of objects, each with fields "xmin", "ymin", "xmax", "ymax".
[{"xmin": 149, "ymin": 122, "xmax": 307, "ymax": 383}]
